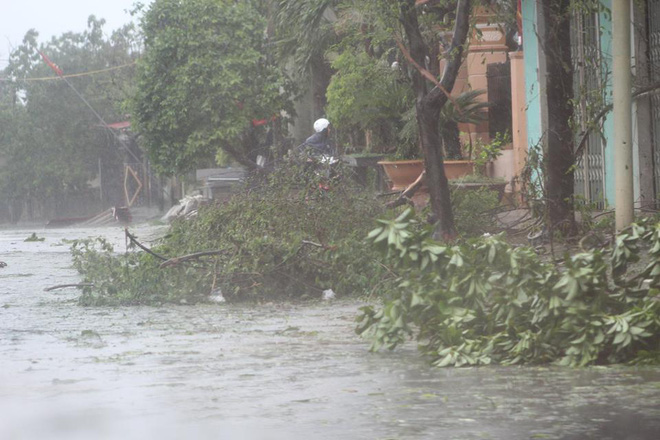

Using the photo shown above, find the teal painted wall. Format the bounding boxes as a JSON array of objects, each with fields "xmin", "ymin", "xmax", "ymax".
[
  {"xmin": 521, "ymin": 1, "xmax": 543, "ymax": 150},
  {"xmin": 521, "ymin": 0, "xmax": 617, "ymax": 206}
]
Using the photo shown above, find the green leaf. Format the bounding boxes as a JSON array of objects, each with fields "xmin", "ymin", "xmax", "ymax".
[{"xmin": 613, "ymin": 332, "xmax": 626, "ymax": 345}]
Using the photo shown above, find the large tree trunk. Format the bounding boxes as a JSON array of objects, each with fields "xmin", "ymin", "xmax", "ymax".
[
  {"xmin": 418, "ymin": 100, "xmax": 455, "ymax": 237},
  {"xmin": 443, "ymin": 120, "xmax": 463, "ymax": 159},
  {"xmin": 542, "ymin": 1, "xmax": 576, "ymax": 232},
  {"xmin": 399, "ymin": 0, "xmax": 471, "ymax": 240}
]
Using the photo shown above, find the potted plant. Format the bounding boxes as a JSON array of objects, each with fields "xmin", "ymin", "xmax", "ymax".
[
  {"xmin": 377, "ymin": 158, "xmax": 426, "ymax": 191},
  {"xmin": 378, "ymin": 90, "xmax": 489, "ymax": 191},
  {"xmin": 451, "ymin": 131, "xmax": 509, "ymax": 201}
]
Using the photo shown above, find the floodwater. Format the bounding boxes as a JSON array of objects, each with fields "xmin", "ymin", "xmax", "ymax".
[{"xmin": 1, "ymin": 226, "xmax": 660, "ymax": 440}]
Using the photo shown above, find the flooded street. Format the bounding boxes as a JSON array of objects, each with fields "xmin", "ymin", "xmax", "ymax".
[{"xmin": 1, "ymin": 226, "xmax": 660, "ymax": 440}]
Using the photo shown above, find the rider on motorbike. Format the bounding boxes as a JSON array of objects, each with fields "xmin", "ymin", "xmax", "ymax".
[
  {"xmin": 296, "ymin": 118, "xmax": 336, "ymax": 158},
  {"xmin": 295, "ymin": 118, "xmax": 338, "ymax": 190}
]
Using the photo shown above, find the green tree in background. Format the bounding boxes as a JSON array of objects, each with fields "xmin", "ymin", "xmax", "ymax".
[
  {"xmin": 326, "ymin": 50, "xmax": 413, "ymax": 152},
  {"xmin": 132, "ymin": 0, "xmax": 295, "ymax": 174},
  {"xmin": 275, "ymin": 0, "xmax": 339, "ymax": 123},
  {"xmin": 0, "ymin": 19, "xmax": 140, "ymax": 222}
]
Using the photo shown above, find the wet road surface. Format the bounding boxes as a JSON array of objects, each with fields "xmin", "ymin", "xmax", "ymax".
[{"xmin": 1, "ymin": 225, "xmax": 659, "ymax": 440}]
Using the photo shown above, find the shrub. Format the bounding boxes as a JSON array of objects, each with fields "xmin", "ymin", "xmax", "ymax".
[
  {"xmin": 72, "ymin": 157, "xmax": 389, "ymax": 305},
  {"xmin": 451, "ymin": 186, "xmax": 500, "ymax": 237},
  {"xmin": 357, "ymin": 210, "xmax": 660, "ymax": 367}
]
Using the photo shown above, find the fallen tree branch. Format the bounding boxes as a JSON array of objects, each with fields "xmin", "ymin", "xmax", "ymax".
[
  {"xmin": 377, "ymin": 190, "xmax": 403, "ymax": 198},
  {"xmin": 159, "ymin": 250, "xmax": 227, "ymax": 268},
  {"xmin": 386, "ymin": 170, "xmax": 426, "ymax": 208},
  {"xmin": 125, "ymin": 228, "xmax": 168, "ymax": 261},
  {"xmin": 301, "ymin": 240, "xmax": 337, "ymax": 251},
  {"xmin": 44, "ymin": 283, "xmax": 94, "ymax": 292},
  {"xmin": 301, "ymin": 240, "xmax": 324, "ymax": 248}
]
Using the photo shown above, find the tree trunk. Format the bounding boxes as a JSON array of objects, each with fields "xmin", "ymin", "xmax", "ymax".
[
  {"xmin": 443, "ymin": 120, "xmax": 462, "ymax": 159},
  {"xmin": 399, "ymin": 0, "xmax": 471, "ymax": 240},
  {"xmin": 542, "ymin": 1, "xmax": 576, "ymax": 233},
  {"xmin": 419, "ymin": 100, "xmax": 455, "ymax": 237}
]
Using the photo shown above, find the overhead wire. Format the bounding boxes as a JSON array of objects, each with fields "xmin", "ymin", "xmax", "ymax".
[
  {"xmin": 0, "ymin": 61, "xmax": 137, "ymax": 82},
  {"xmin": 22, "ymin": 49, "xmax": 142, "ymax": 164}
]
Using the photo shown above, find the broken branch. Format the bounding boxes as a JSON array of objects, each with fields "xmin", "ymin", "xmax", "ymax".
[
  {"xmin": 159, "ymin": 250, "xmax": 227, "ymax": 268},
  {"xmin": 301, "ymin": 240, "xmax": 337, "ymax": 251},
  {"xmin": 44, "ymin": 283, "xmax": 94, "ymax": 292},
  {"xmin": 574, "ymin": 81, "xmax": 660, "ymax": 158},
  {"xmin": 386, "ymin": 170, "xmax": 426, "ymax": 208},
  {"xmin": 125, "ymin": 228, "xmax": 168, "ymax": 261}
]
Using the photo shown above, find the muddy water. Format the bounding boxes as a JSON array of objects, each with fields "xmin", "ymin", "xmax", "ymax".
[{"xmin": 1, "ymin": 226, "xmax": 659, "ymax": 440}]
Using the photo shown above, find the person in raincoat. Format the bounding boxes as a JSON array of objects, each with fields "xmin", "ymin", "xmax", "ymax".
[{"xmin": 296, "ymin": 118, "xmax": 336, "ymax": 158}]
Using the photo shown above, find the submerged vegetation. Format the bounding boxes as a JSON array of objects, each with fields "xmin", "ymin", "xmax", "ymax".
[{"xmin": 24, "ymin": 233, "xmax": 45, "ymax": 242}]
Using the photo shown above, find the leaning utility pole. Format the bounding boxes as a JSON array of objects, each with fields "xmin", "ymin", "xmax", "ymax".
[{"xmin": 613, "ymin": 0, "xmax": 634, "ymax": 230}]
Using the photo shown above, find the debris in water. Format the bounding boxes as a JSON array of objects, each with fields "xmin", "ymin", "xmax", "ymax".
[
  {"xmin": 162, "ymin": 194, "xmax": 209, "ymax": 222},
  {"xmin": 44, "ymin": 283, "xmax": 94, "ymax": 292},
  {"xmin": 24, "ymin": 232, "xmax": 45, "ymax": 242},
  {"xmin": 209, "ymin": 288, "xmax": 226, "ymax": 303},
  {"xmin": 322, "ymin": 289, "xmax": 336, "ymax": 300}
]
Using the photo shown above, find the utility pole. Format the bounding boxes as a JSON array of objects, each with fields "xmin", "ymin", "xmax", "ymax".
[{"xmin": 613, "ymin": 0, "xmax": 634, "ymax": 230}]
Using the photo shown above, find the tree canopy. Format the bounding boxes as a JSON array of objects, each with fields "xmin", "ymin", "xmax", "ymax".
[
  {"xmin": 0, "ymin": 18, "xmax": 140, "ymax": 220},
  {"xmin": 131, "ymin": 0, "xmax": 295, "ymax": 174}
]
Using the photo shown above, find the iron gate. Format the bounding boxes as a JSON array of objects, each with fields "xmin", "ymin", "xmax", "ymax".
[
  {"xmin": 649, "ymin": 0, "xmax": 660, "ymax": 198},
  {"xmin": 571, "ymin": 9, "xmax": 606, "ymax": 208}
]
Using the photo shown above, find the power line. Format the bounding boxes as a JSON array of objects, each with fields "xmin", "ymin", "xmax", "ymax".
[
  {"xmin": 58, "ymin": 71, "xmax": 142, "ymax": 164},
  {"xmin": 0, "ymin": 61, "xmax": 136, "ymax": 82},
  {"xmin": 35, "ymin": 50, "xmax": 142, "ymax": 164}
]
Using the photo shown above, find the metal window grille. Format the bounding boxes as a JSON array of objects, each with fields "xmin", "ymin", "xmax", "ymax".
[
  {"xmin": 649, "ymin": 0, "xmax": 660, "ymax": 199},
  {"xmin": 571, "ymin": 10, "xmax": 606, "ymax": 209}
]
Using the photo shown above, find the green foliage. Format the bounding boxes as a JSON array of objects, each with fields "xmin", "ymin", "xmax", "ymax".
[
  {"xmin": 326, "ymin": 51, "xmax": 412, "ymax": 147},
  {"xmin": 357, "ymin": 210, "xmax": 660, "ymax": 367},
  {"xmin": 0, "ymin": 20, "xmax": 139, "ymax": 216},
  {"xmin": 71, "ymin": 237, "xmax": 211, "ymax": 306},
  {"xmin": 322, "ymin": 2, "xmax": 415, "ymax": 155},
  {"xmin": 451, "ymin": 186, "xmax": 500, "ymax": 236},
  {"xmin": 570, "ymin": 0, "xmax": 611, "ymax": 17},
  {"xmin": 71, "ymin": 159, "xmax": 389, "ymax": 304},
  {"xmin": 132, "ymin": 0, "xmax": 295, "ymax": 174},
  {"xmin": 397, "ymin": 89, "xmax": 490, "ymax": 160},
  {"xmin": 471, "ymin": 131, "xmax": 508, "ymax": 168},
  {"xmin": 275, "ymin": 0, "xmax": 339, "ymax": 79}
]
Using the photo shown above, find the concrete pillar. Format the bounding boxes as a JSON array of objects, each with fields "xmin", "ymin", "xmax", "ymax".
[
  {"xmin": 510, "ymin": 50, "xmax": 528, "ymax": 201},
  {"xmin": 613, "ymin": 0, "xmax": 634, "ymax": 229}
]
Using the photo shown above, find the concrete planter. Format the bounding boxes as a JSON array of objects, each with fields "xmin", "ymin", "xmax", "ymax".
[
  {"xmin": 377, "ymin": 160, "xmax": 425, "ymax": 191},
  {"xmin": 378, "ymin": 159, "xmax": 476, "ymax": 191},
  {"xmin": 444, "ymin": 160, "xmax": 477, "ymax": 179}
]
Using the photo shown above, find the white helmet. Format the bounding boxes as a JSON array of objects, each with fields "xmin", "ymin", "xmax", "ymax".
[{"xmin": 313, "ymin": 118, "xmax": 330, "ymax": 133}]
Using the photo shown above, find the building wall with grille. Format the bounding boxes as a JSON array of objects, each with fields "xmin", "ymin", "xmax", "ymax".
[{"xmin": 520, "ymin": 0, "xmax": 656, "ymax": 209}]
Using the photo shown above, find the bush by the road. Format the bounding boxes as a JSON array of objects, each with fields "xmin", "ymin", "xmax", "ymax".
[
  {"xmin": 72, "ymin": 158, "xmax": 391, "ymax": 305},
  {"xmin": 357, "ymin": 209, "xmax": 660, "ymax": 367}
]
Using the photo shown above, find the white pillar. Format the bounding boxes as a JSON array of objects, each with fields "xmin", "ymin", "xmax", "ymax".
[{"xmin": 613, "ymin": 0, "xmax": 634, "ymax": 230}]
